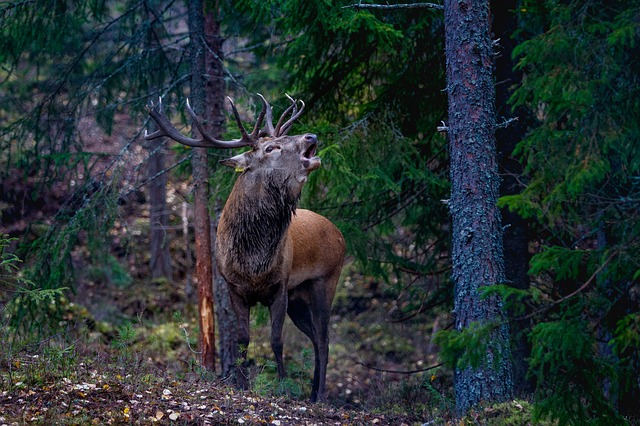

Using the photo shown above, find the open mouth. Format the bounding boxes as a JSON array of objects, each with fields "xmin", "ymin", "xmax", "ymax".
[{"xmin": 303, "ymin": 143, "xmax": 318, "ymax": 159}]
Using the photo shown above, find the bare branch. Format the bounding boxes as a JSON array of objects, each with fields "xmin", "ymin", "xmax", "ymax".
[
  {"xmin": 344, "ymin": 2, "xmax": 444, "ymax": 11},
  {"xmin": 354, "ymin": 359, "xmax": 445, "ymax": 375},
  {"xmin": 436, "ymin": 120, "xmax": 448, "ymax": 132},
  {"xmin": 496, "ymin": 117, "xmax": 519, "ymax": 129}
]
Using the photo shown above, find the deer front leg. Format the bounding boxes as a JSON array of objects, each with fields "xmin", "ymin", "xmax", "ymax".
[
  {"xmin": 269, "ymin": 284, "xmax": 288, "ymax": 379},
  {"xmin": 228, "ymin": 290, "xmax": 251, "ymax": 389}
]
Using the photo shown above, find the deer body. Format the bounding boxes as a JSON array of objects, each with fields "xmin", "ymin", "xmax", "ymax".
[{"xmin": 146, "ymin": 95, "xmax": 345, "ymax": 402}]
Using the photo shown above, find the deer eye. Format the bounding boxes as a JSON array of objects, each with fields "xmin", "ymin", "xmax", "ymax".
[{"xmin": 265, "ymin": 145, "xmax": 280, "ymax": 153}]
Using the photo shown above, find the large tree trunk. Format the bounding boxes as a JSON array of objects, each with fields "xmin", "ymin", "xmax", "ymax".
[
  {"xmin": 491, "ymin": 0, "xmax": 533, "ymax": 397},
  {"xmin": 444, "ymin": 0, "xmax": 513, "ymax": 413},
  {"xmin": 202, "ymin": 5, "xmax": 239, "ymax": 377},
  {"xmin": 188, "ymin": 0, "xmax": 216, "ymax": 372}
]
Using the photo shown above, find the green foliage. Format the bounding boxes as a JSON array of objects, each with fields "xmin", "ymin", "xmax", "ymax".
[
  {"xmin": 434, "ymin": 321, "xmax": 505, "ymax": 372},
  {"xmin": 234, "ymin": 2, "xmax": 450, "ymax": 303},
  {"xmin": 480, "ymin": 284, "xmax": 542, "ymax": 318},
  {"xmin": 111, "ymin": 322, "xmax": 137, "ymax": 361},
  {"xmin": 505, "ymin": 1, "xmax": 640, "ymax": 423},
  {"xmin": 252, "ymin": 348, "xmax": 313, "ymax": 399},
  {"xmin": 529, "ymin": 318, "xmax": 625, "ymax": 426},
  {"xmin": 611, "ymin": 313, "xmax": 640, "ymax": 357},
  {"xmin": 459, "ymin": 400, "xmax": 544, "ymax": 426},
  {"xmin": 1, "ymin": 235, "xmax": 68, "ymax": 343},
  {"xmin": 8, "ymin": 177, "xmax": 123, "ymax": 336},
  {"xmin": 86, "ymin": 254, "xmax": 132, "ymax": 288},
  {"xmin": 0, "ymin": 0, "xmax": 195, "ymax": 339},
  {"xmin": 1, "ymin": 235, "xmax": 39, "ymax": 299},
  {"xmin": 528, "ymin": 246, "xmax": 590, "ymax": 282}
]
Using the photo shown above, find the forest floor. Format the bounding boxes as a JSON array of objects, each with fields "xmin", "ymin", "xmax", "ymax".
[
  {"xmin": 0, "ymin": 275, "xmax": 536, "ymax": 426},
  {"xmin": 1, "ymin": 272, "xmax": 454, "ymax": 425},
  {"xmin": 0, "ymin": 362, "xmax": 424, "ymax": 425}
]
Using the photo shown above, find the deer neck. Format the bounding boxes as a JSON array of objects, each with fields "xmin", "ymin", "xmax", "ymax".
[{"xmin": 222, "ymin": 173, "xmax": 300, "ymax": 276}]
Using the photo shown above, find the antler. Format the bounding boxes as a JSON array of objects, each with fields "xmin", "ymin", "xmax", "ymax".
[
  {"xmin": 257, "ymin": 93, "xmax": 306, "ymax": 138},
  {"xmin": 144, "ymin": 97, "xmax": 257, "ymax": 149},
  {"xmin": 145, "ymin": 94, "xmax": 305, "ymax": 147}
]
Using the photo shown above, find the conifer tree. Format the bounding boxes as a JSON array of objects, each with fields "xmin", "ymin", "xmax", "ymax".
[
  {"xmin": 0, "ymin": 0, "xmax": 188, "ymax": 327},
  {"xmin": 443, "ymin": 0, "xmax": 513, "ymax": 412},
  {"xmin": 504, "ymin": 0, "xmax": 640, "ymax": 422}
]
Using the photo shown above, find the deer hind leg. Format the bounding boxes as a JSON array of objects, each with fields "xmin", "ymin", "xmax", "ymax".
[
  {"xmin": 269, "ymin": 284, "xmax": 288, "ymax": 380},
  {"xmin": 228, "ymin": 290, "xmax": 251, "ymax": 389},
  {"xmin": 287, "ymin": 278, "xmax": 335, "ymax": 402}
]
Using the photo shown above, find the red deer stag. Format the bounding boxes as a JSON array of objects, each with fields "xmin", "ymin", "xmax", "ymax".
[{"xmin": 145, "ymin": 94, "xmax": 345, "ymax": 402}]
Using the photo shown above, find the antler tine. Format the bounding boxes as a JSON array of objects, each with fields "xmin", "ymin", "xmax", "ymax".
[
  {"xmin": 145, "ymin": 97, "xmax": 203, "ymax": 145},
  {"xmin": 225, "ymin": 96, "xmax": 257, "ymax": 145},
  {"xmin": 274, "ymin": 94, "xmax": 298, "ymax": 137},
  {"xmin": 257, "ymin": 93, "xmax": 276, "ymax": 137},
  {"xmin": 250, "ymin": 97, "xmax": 267, "ymax": 139},
  {"xmin": 144, "ymin": 97, "xmax": 165, "ymax": 140},
  {"xmin": 145, "ymin": 97, "xmax": 254, "ymax": 149},
  {"xmin": 279, "ymin": 97, "xmax": 306, "ymax": 136}
]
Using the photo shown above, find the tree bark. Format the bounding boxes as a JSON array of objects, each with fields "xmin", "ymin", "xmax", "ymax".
[
  {"xmin": 144, "ymin": 125, "xmax": 173, "ymax": 281},
  {"xmin": 444, "ymin": 0, "xmax": 513, "ymax": 414},
  {"xmin": 203, "ymin": 4, "xmax": 239, "ymax": 378},
  {"xmin": 188, "ymin": 0, "xmax": 216, "ymax": 372}
]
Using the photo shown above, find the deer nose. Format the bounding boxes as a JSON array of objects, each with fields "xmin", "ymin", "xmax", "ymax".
[{"xmin": 304, "ymin": 134, "xmax": 318, "ymax": 144}]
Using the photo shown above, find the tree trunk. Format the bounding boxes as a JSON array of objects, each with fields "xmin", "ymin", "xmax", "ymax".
[
  {"xmin": 211, "ymin": 216, "xmax": 239, "ymax": 377},
  {"xmin": 188, "ymin": 0, "xmax": 216, "ymax": 372},
  {"xmin": 145, "ymin": 138, "xmax": 173, "ymax": 280},
  {"xmin": 491, "ymin": 0, "xmax": 533, "ymax": 397},
  {"xmin": 203, "ymin": 4, "xmax": 239, "ymax": 377},
  {"xmin": 444, "ymin": 0, "xmax": 513, "ymax": 414},
  {"xmin": 143, "ymin": 11, "xmax": 173, "ymax": 282}
]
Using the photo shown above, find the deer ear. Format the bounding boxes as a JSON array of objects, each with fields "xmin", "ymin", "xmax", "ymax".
[{"xmin": 220, "ymin": 152, "xmax": 250, "ymax": 172}]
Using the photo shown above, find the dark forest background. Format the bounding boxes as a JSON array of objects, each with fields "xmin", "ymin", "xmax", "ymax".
[{"xmin": 1, "ymin": 0, "xmax": 639, "ymax": 424}]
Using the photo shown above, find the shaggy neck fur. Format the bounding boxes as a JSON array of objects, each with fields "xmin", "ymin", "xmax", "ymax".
[{"xmin": 225, "ymin": 171, "xmax": 299, "ymax": 276}]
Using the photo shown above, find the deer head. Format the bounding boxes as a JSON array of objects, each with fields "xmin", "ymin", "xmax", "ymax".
[{"xmin": 146, "ymin": 94, "xmax": 320, "ymax": 200}]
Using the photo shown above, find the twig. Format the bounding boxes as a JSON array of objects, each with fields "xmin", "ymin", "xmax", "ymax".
[
  {"xmin": 354, "ymin": 359, "xmax": 444, "ymax": 374},
  {"xmin": 127, "ymin": 153, "xmax": 193, "ymax": 195},
  {"xmin": 201, "ymin": 35, "xmax": 250, "ymax": 97},
  {"xmin": 515, "ymin": 250, "xmax": 618, "ymax": 322},
  {"xmin": 496, "ymin": 116, "xmax": 518, "ymax": 129},
  {"xmin": 344, "ymin": 2, "xmax": 444, "ymax": 11},
  {"xmin": 181, "ymin": 326, "xmax": 201, "ymax": 354}
]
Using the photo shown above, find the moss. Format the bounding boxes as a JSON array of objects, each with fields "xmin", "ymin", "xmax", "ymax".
[{"xmin": 460, "ymin": 400, "xmax": 552, "ymax": 426}]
